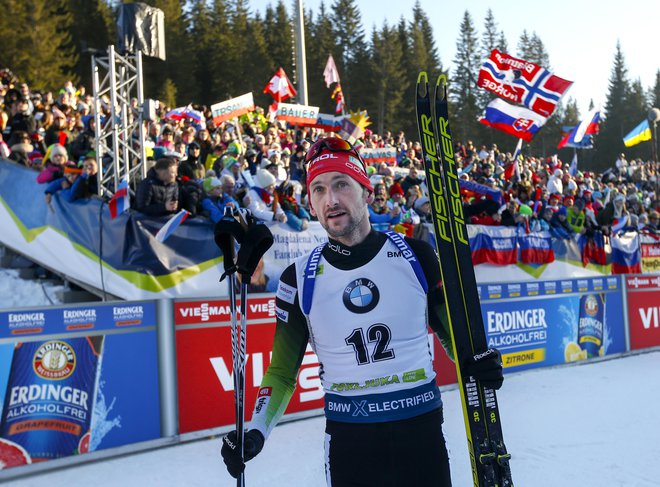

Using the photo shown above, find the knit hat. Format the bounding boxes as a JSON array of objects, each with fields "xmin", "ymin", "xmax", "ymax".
[
  {"xmin": 223, "ymin": 156, "xmax": 239, "ymax": 169},
  {"xmin": 414, "ymin": 196, "xmax": 430, "ymax": 211},
  {"xmin": 50, "ymin": 144, "xmax": 67, "ymax": 159},
  {"xmin": 389, "ymin": 184, "xmax": 404, "ymax": 197},
  {"xmin": 203, "ymin": 177, "xmax": 222, "ymax": 193},
  {"xmin": 226, "ymin": 140, "xmax": 242, "ymax": 156},
  {"xmin": 256, "ymin": 169, "xmax": 276, "ymax": 188},
  {"xmin": 305, "ymin": 137, "xmax": 374, "ymax": 196}
]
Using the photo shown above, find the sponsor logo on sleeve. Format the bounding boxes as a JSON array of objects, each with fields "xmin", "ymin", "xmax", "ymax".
[
  {"xmin": 275, "ymin": 306, "xmax": 289, "ymax": 323},
  {"xmin": 276, "ymin": 281, "xmax": 297, "ymax": 304}
]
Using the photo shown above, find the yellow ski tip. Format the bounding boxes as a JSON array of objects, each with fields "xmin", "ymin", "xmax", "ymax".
[{"xmin": 417, "ymin": 71, "xmax": 428, "ymax": 83}]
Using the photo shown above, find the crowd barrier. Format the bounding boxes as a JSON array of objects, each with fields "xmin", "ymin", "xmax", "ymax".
[
  {"xmin": 0, "ymin": 273, "xmax": 658, "ymax": 479},
  {"xmin": 2, "ymin": 159, "xmax": 658, "ymax": 302}
]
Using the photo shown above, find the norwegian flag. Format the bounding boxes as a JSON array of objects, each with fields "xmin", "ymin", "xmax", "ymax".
[
  {"xmin": 263, "ymin": 67, "xmax": 297, "ymax": 103},
  {"xmin": 478, "ymin": 49, "xmax": 573, "ymax": 117}
]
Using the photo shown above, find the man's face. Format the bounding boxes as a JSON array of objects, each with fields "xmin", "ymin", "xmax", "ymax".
[
  {"xmin": 223, "ymin": 182, "xmax": 235, "ymax": 194},
  {"xmin": 157, "ymin": 166, "xmax": 177, "ymax": 184},
  {"xmin": 309, "ymin": 172, "xmax": 369, "ymax": 241}
]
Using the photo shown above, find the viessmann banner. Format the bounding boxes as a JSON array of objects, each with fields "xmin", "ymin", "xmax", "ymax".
[
  {"xmin": 625, "ymin": 274, "xmax": 660, "ymax": 350},
  {"xmin": 0, "ymin": 302, "xmax": 161, "ymax": 470},
  {"xmin": 477, "ymin": 276, "xmax": 626, "ymax": 371},
  {"xmin": 173, "ymin": 295, "xmax": 456, "ymax": 434}
]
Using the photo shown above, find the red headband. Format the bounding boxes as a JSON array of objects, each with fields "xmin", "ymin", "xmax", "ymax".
[{"xmin": 306, "ymin": 151, "xmax": 373, "ymax": 195}]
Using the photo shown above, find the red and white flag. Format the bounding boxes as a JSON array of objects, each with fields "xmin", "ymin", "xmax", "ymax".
[
  {"xmin": 263, "ymin": 67, "xmax": 297, "ymax": 103},
  {"xmin": 323, "ymin": 55, "xmax": 340, "ymax": 88},
  {"xmin": 477, "ymin": 49, "xmax": 573, "ymax": 117}
]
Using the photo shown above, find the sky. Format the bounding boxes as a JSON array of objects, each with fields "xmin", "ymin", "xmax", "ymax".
[
  {"xmin": 255, "ymin": 0, "xmax": 659, "ymax": 117},
  {"xmin": 7, "ymin": 351, "xmax": 659, "ymax": 486}
]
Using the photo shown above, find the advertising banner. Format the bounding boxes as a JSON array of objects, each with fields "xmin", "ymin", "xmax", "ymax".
[
  {"xmin": 0, "ymin": 302, "xmax": 161, "ymax": 470},
  {"xmin": 359, "ymin": 148, "xmax": 397, "ymax": 165},
  {"xmin": 174, "ymin": 295, "xmax": 456, "ymax": 434},
  {"xmin": 640, "ymin": 233, "xmax": 660, "ymax": 274},
  {"xmin": 211, "ymin": 92, "xmax": 255, "ymax": 125},
  {"xmin": 626, "ymin": 275, "xmax": 660, "ymax": 350},
  {"xmin": 477, "ymin": 276, "xmax": 626, "ymax": 372},
  {"xmin": 276, "ymin": 103, "xmax": 319, "ymax": 125}
]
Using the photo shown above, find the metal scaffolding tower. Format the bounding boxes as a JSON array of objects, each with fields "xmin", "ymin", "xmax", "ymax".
[{"xmin": 91, "ymin": 45, "xmax": 147, "ymax": 196}]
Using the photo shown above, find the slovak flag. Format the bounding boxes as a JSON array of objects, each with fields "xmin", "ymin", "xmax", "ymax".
[
  {"xmin": 109, "ymin": 178, "xmax": 130, "ymax": 219},
  {"xmin": 155, "ymin": 209, "xmax": 190, "ymax": 243},
  {"xmin": 558, "ymin": 110, "xmax": 600, "ymax": 149},
  {"xmin": 478, "ymin": 49, "xmax": 573, "ymax": 117},
  {"xmin": 479, "ymin": 98, "xmax": 548, "ymax": 142},
  {"xmin": 263, "ymin": 68, "xmax": 297, "ymax": 103}
]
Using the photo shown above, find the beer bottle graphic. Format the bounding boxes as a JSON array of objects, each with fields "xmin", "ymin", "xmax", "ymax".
[
  {"xmin": 0, "ymin": 336, "xmax": 104, "ymax": 464},
  {"xmin": 577, "ymin": 294, "xmax": 605, "ymax": 358}
]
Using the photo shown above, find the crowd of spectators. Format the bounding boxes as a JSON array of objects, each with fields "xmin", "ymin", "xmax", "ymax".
[{"xmin": 1, "ymin": 68, "xmax": 659, "ymax": 244}]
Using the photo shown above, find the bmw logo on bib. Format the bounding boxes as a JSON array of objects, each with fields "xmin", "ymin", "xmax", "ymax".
[{"xmin": 343, "ymin": 278, "xmax": 379, "ymax": 314}]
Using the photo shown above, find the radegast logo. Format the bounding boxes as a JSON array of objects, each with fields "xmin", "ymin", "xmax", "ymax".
[{"xmin": 343, "ymin": 278, "xmax": 379, "ymax": 314}]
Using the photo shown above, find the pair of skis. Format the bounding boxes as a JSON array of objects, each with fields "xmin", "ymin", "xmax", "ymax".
[{"xmin": 415, "ymin": 72, "xmax": 513, "ymax": 487}]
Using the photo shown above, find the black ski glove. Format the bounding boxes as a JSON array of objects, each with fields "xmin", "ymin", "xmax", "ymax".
[
  {"xmin": 463, "ymin": 348, "xmax": 504, "ymax": 390},
  {"xmin": 221, "ymin": 429, "xmax": 265, "ymax": 479}
]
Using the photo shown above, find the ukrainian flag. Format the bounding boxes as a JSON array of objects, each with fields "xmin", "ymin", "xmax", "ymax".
[{"xmin": 623, "ymin": 119, "xmax": 652, "ymax": 147}]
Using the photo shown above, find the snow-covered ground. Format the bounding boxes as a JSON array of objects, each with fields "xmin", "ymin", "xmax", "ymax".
[
  {"xmin": 6, "ymin": 350, "xmax": 659, "ymax": 487},
  {"xmin": 0, "ymin": 268, "xmax": 63, "ymax": 309}
]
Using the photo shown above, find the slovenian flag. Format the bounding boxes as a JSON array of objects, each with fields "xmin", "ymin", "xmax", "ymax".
[
  {"xmin": 610, "ymin": 232, "xmax": 642, "ymax": 274},
  {"xmin": 109, "ymin": 178, "xmax": 130, "ymax": 219},
  {"xmin": 623, "ymin": 119, "xmax": 652, "ymax": 147},
  {"xmin": 155, "ymin": 209, "xmax": 190, "ymax": 243},
  {"xmin": 558, "ymin": 110, "xmax": 600, "ymax": 149},
  {"xmin": 479, "ymin": 98, "xmax": 547, "ymax": 142}
]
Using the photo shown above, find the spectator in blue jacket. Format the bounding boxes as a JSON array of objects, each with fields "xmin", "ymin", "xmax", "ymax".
[
  {"xmin": 201, "ymin": 175, "xmax": 239, "ymax": 223},
  {"xmin": 368, "ymin": 192, "xmax": 401, "ymax": 231},
  {"xmin": 43, "ymin": 163, "xmax": 82, "ymax": 204}
]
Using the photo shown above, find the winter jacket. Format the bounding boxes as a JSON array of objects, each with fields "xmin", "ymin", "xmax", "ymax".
[
  {"xmin": 135, "ymin": 168, "xmax": 180, "ymax": 216},
  {"xmin": 179, "ymin": 179, "xmax": 205, "ymax": 217},
  {"xmin": 37, "ymin": 162, "xmax": 64, "ymax": 184},
  {"xmin": 201, "ymin": 193, "xmax": 239, "ymax": 223},
  {"xmin": 246, "ymin": 187, "xmax": 285, "ymax": 222}
]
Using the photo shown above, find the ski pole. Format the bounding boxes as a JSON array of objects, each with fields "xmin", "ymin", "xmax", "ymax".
[{"xmin": 214, "ymin": 207, "xmax": 247, "ymax": 487}]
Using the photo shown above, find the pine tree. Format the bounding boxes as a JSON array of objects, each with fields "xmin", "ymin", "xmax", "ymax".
[
  {"xmin": 66, "ymin": 0, "xmax": 113, "ymax": 90},
  {"xmin": 594, "ymin": 42, "xmax": 631, "ymax": 170},
  {"xmin": 330, "ymin": 0, "xmax": 366, "ymax": 109},
  {"xmin": 624, "ymin": 79, "xmax": 651, "ymax": 161},
  {"xmin": 307, "ymin": 2, "xmax": 341, "ymax": 114},
  {"xmin": 188, "ymin": 0, "xmax": 217, "ymax": 106},
  {"xmin": 653, "ymin": 70, "xmax": 660, "ymax": 108},
  {"xmin": 451, "ymin": 10, "xmax": 481, "ymax": 145},
  {"xmin": 397, "ymin": 2, "xmax": 443, "ymax": 140},
  {"xmin": 369, "ymin": 22, "xmax": 406, "ymax": 136},
  {"xmin": 0, "ymin": 0, "xmax": 78, "ymax": 91},
  {"xmin": 142, "ymin": 0, "xmax": 194, "ymax": 106},
  {"xmin": 264, "ymin": 1, "xmax": 294, "ymax": 80}
]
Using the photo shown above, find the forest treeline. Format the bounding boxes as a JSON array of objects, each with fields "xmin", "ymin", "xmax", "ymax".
[{"xmin": 1, "ymin": 0, "xmax": 658, "ymax": 169}]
